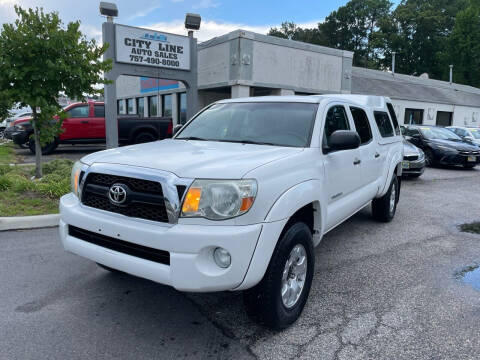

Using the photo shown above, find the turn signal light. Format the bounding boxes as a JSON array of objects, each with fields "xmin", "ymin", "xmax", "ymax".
[{"xmin": 182, "ymin": 187, "xmax": 202, "ymax": 213}]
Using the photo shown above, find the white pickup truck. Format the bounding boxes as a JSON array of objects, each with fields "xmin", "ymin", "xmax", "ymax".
[{"xmin": 60, "ymin": 95, "xmax": 403, "ymax": 329}]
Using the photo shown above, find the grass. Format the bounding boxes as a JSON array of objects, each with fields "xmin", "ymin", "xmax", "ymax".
[
  {"xmin": 0, "ymin": 157, "xmax": 73, "ymax": 216},
  {"xmin": 0, "ymin": 142, "xmax": 16, "ymax": 164},
  {"xmin": 459, "ymin": 222, "xmax": 480, "ymax": 235}
]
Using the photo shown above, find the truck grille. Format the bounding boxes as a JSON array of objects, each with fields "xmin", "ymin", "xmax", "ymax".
[{"xmin": 81, "ymin": 172, "xmax": 169, "ymax": 223}]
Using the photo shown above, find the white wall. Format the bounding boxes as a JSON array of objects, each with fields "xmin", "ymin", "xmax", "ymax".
[{"xmin": 390, "ymin": 99, "xmax": 480, "ymax": 127}]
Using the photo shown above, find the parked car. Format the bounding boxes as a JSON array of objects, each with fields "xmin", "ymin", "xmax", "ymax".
[
  {"xmin": 4, "ymin": 111, "xmax": 33, "ymax": 139},
  {"xmin": 447, "ymin": 126, "xmax": 480, "ymax": 147},
  {"xmin": 60, "ymin": 95, "xmax": 403, "ymax": 329},
  {"xmin": 10, "ymin": 101, "xmax": 173, "ymax": 154},
  {"xmin": 403, "ymin": 125, "xmax": 480, "ymax": 168},
  {"xmin": 401, "ymin": 140, "xmax": 425, "ymax": 177}
]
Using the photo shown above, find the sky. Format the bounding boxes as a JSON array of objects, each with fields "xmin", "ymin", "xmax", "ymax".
[{"xmin": 0, "ymin": 0, "xmax": 357, "ymax": 42}]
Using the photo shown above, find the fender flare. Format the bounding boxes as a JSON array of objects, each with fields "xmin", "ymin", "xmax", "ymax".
[
  {"xmin": 379, "ymin": 151, "xmax": 403, "ymax": 197},
  {"xmin": 236, "ymin": 180, "xmax": 324, "ymax": 290}
]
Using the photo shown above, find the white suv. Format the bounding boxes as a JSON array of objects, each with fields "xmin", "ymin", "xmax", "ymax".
[{"xmin": 60, "ymin": 95, "xmax": 403, "ymax": 329}]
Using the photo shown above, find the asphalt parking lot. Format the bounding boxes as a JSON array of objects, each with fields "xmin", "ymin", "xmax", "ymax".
[{"xmin": 1, "ymin": 166, "xmax": 480, "ymax": 360}]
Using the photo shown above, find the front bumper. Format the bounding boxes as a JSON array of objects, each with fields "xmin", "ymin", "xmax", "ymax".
[
  {"xmin": 59, "ymin": 193, "xmax": 283, "ymax": 292},
  {"xmin": 4, "ymin": 127, "xmax": 15, "ymax": 140},
  {"xmin": 12, "ymin": 130, "xmax": 30, "ymax": 145},
  {"xmin": 435, "ymin": 152, "xmax": 480, "ymax": 166},
  {"xmin": 402, "ymin": 158, "xmax": 425, "ymax": 176}
]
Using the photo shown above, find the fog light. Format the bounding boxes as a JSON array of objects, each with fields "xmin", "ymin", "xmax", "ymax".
[{"xmin": 213, "ymin": 247, "xmax": 231, "ymax": 268}]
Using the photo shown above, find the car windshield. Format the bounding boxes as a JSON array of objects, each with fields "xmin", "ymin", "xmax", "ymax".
[
  {"xmin": 469, "ymin": 128, "xmax": 480, "ymax": 139},
  {"xmin": 176, "ymin": 102, "xmax": 318, "ymax": 147},
  {"xmin": 418, "ymin": 127, "xmax": 462, "ymax": 141}
]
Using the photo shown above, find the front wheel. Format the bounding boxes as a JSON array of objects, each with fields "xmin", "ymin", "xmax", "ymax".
[
  {"xmin": 372, "ymin": 174, "xmax": 399, "ymax": 222},
  {"xmin": 28, "ymin": 138, "xmax": 57, "ymax": 155},
  {"xmin": 243, "ymin": 222, "xmax": 314, "ymax": 330}
]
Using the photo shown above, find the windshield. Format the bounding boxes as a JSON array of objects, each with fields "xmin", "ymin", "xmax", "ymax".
[
  {"xmin": 469, "ymin": 128, "xmax": 480, "ymax": 139},
  {"xmin": 176, "ymin": 102, "xmax": 318, "ymax": 147},
  {"xmin": 419, "ymin": 127, "xmax": 462, "ymax": 141}
]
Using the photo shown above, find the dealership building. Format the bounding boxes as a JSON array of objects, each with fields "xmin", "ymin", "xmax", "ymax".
[{"xmin": 116, "ymin": 29, "xmax": 480, "ymax": 127}]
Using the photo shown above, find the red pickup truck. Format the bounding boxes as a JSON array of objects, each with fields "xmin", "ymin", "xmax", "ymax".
[{"xmin": 10, "ymin": 101, "xmax": 173, "ymax": 154}]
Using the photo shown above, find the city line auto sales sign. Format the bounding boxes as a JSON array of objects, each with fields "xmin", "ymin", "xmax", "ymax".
[{"xmin": 115, "ymin": 24, "xmax": 191, "ymax": 71}]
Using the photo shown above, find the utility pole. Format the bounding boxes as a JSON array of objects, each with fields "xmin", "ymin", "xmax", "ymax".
[
  {"xmin": 392, "ymin": 51, "xmax": 396, "ymax": 76},
  {"xmin": 449, "ymin": 65, "xmax": 453, "ymax": 84}
]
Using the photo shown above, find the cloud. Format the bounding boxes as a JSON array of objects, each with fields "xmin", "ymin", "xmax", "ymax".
[
  {"xmin": 192, "ymin": 0, "xmax": 220, "ymax": 9},
  {"xmin": 142, "ymin": 19, "xmax": 322, "ymax": 42},
  {"xmin": 127, "ymin": 3, "xmax": 163, "ymax": 21}
]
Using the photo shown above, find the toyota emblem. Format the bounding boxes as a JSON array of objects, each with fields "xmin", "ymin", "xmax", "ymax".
[{"xmin": 108, "ymin": 183, "xmax": 127, "ymax": 205}]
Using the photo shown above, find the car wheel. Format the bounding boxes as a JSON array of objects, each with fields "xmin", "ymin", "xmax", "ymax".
[
  {"xmin": 97, "ymin": 263, "xmax": 123, "ymax": 273},
  {"xmin": 133, "ymin": 131, "xmax": 156, "ymax": 144},
  {"xmin": 243, "ymin": 222, "xmax": 314, "ymax": 330},
  {"xmin": 372, "ymin": 174, "xmax": 399, "ymax": 222},
  {"xmin": 28, "ymin": 138, "xmax": 58, "ymax": 155},
  {"xmin": 424, "ymin": 149, "xmax": 434, "ymax": 167}
]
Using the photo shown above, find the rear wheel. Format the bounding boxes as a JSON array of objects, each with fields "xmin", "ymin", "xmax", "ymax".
[
  {"xmin": 243, "ymin": 222, "xmax": 314, "ymax": 330},
  {"xmin": 372, "ymin": 174, "xmax": 399, "ymax": 222},
  {"xmin": 133, "ymin": 131, "xmax": 156, "ymax": 144},
  {"xmin": 28, "ymin": 138, "xmax": 57, "ymax": 155}
]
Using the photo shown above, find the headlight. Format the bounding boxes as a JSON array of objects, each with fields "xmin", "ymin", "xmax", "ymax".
[
  {"xmin": 181, "ymin": 179, "xmax": 257, "ymax": 220},
  {"xmin": 418, "ymin": 149, "xmax": 425, "ymax": 159},
  {"xmin": 14, "ymin": 124, "xmax": 25, "ymax": 131},
  {"xmin": 71, "ymin": 161, "xmax": 85, "ymax": 197}
]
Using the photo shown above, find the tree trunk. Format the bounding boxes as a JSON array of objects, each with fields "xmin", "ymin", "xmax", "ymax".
[{"xmin": 32, "ymin": 108, "xmax": 43, "ymax": 179}]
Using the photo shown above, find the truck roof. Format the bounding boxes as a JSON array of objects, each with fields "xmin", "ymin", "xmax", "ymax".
[{"xmin": 217, "ymin": 94, "xmax": 392, "ymax": 108}]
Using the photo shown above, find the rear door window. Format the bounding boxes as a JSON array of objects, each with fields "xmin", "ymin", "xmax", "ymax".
[
  {"xmin": 386, "ymin": 103, "xmax": 400, "ymax": 135},
  {"xmin": 374, "ymin": 111, "xmax": 394, "ymax": 138},
  {"xmin": 350, "ymin": 107, "xmax": 372, "ymax": 145},
  {"xmin": 94, "ymin": 105, "xmax": 105, "ymax": 117}
]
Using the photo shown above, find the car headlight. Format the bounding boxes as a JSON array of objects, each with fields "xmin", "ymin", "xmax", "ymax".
[
  {"xmin": 181, "ymin": 179, "xmax": 257, "ymax": 220},
  {"xmin": 14, "ymin": 124, "xmax": 25, "ymax": 131},
  {"xmin": 71, "ymin": 161, "xmax": 86, "ymax": 197}
]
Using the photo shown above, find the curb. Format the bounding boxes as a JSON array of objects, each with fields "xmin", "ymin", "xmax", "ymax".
[{"xmin": 0, "ymin": 214, "xmax": 60, "ymax": 231}]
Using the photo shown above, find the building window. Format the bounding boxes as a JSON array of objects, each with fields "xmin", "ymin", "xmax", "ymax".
[
  {"xmin": 178, "ymin": 93, "xmax": 187, "ymax": 124},
  {"xmin": 148, "ymin": 96, "xmax": 158, "ymax": 117},
  {"xmin": 163, "ymin": 94, "xmax": 172, "ymax": 117},
  {"xmin": 404, "ymin": 108, "xmax": 424, "ymax": 125},
  {"xmin": 436, "ymin": 111, "xmax": 453, "ymax": 127},
  {"xmin": 136, "ymin": 97, "xmax": 145, "ymax": 117},
  {"xmin": 374, "ymin": 111, "xmax": 394, "ymax": 138},
  {"xmin": 126, "ymin": 98, "xmax": 134, "ymax": 114},
  {"xmin": 117, "ymin": 100, "xmax": 125, "ymax": 115},
  {"xmin": 350, "ymin": 107, "xmax": 372, "ymax": 144}
]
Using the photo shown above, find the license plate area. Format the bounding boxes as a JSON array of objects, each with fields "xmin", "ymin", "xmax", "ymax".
[{"xmin": 467, "ymin": 156, "xmax": 476, "ymax": 162}]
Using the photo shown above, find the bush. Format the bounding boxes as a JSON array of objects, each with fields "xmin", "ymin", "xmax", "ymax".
[
  {"xmin": 42, "ymin": 159, "xmax": 73, "ymax": 176},
  {"xmin": 36, "ymin": 172, "xmax": 70, "ymax": 198}
]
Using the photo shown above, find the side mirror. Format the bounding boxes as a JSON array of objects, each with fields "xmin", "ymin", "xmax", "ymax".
[
  {"xmin": 465, "ymin": 135, "xmax": 474, "ymax": 141},
  {"xmin": 173, "ymin": 124, "xmax": 183, "ymax": 136},
  {"xmin": 326, "ymin": 130, "xmax": 360, "ymax": 153}
]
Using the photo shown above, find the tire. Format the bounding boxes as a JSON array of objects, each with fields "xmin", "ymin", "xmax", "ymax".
[
  {"xmin": 424, "ymin": 149, "xmax": 434, "ymax": 167},
  {"xmin": 243, "ymin": 222, "xmax": 314, "ymax": 330},
  {"xmin": 28, "ymin": 138, "xmax": 57, "ymax": 155},
  {"xmin": 97, "ymin": 263, "xmax": 123, "ymax": 273},
  {"xmin": 372, "ymin": 174, "xmax": 399, "ymax": 222},
  {"xmin": 463, "ymin": 163, "xmax": 476, "ymax": 169},
  {"xmin": 133, "ymin": 131, "xmax": 156, "ymax": 144}
]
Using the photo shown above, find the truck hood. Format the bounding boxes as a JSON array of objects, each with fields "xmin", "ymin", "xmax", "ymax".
[{"xmin": 81, "ymin": 139, "xmax": 304, "ymax": 179}]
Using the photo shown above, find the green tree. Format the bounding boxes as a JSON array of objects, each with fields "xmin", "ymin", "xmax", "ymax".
[
  {"xmin": 443, "ymin": 1, "xmax": 480, "ymax": 87},
  {"xmin": 0, "ymin": 92, "xmax": 13, "ymax": 121},
  {"xmin": 0, "ymin": 6, "xmax": 111, "ymax": 177},
  {"xmin": 375, "ymin": 0, "xmax": 467, "ymax": 77}
]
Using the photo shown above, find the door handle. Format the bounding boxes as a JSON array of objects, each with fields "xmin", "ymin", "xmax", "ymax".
[
  {"xmin": 81, "ymin": 121, "xmax": 89, "ymax": 124},
  {"xmin": 353, "ymin": 158, "xmax": 361, "ymax": 165},
  {"xmin": 375, "ymin": 153, "xmax": 380, "ymax": 158}
]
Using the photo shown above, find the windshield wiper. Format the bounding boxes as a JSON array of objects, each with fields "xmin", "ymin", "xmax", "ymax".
[
  {"xmin": 217, "ymin": 139, "xmax": 278, "ymax": 146},
  {"xmin": 176, "ymin": 136, "xmax": 209, "ymax": 141}
]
